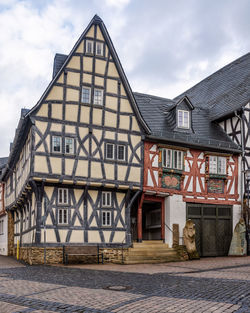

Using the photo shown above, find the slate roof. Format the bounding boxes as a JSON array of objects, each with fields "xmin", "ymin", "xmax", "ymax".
[
  {"xmin": 134, "ymin": 92, "xmax": 240, "ymax": 153},
  {"xmin": 174, "ymin": 53, "xmax": 250, "ymax": 121}
]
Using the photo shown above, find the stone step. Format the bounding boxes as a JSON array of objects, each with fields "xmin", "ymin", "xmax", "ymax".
[
  {"xmin": 131, "ymin": 244, "xmax": 169, "ymax": 249},
  {"xmin": 133, "ymin": 240, "xmax": 165, "ymax": 246},
  {"xmin": 122, "ymin": 253, "xmax": 179, "ymax": 261},
  {"xmin": 117, "ymin": 257, "xmax": 181, "ymax": 264},
  {"xmin": 126, "ymin": 250, "xmax": 178, "ymax": 256}
]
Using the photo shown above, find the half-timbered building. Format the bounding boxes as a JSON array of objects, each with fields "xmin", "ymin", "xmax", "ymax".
[
  {"xmin": 174, "ymin": 53, "xmax": 250, "ymax": 234},
  {"xmin": 1, "ymin": 15, "xmax": 150, "ymax": 263},
  {"xmin": 135, "ymin": 93, "xmax": 241, "ymax": 257},
  {"xmin": 0, "ymin": 157, "xmax": 8, "ymax": 255}
]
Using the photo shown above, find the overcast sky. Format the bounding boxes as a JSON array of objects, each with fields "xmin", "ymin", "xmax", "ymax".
[{"xmin": 0, "ymin": 0, "xmax": 250, "ymax": 157}]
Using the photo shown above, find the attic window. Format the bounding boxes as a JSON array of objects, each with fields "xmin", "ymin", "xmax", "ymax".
[
  {"xmin": 96, "ymin": 42, "xmax": 103, "ymax": 56},
  {"xmin": 86, "ymin": 40, "xmax": 94, "ymax": 54},
  {"xmin": 178, "ymin": 110, "xmax": 189, "ymax": 129}
]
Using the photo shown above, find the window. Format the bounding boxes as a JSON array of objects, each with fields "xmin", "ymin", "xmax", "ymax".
[
  {"xmin": 209, "ymin": 156, "xmax": 226, "ymax": 175},
  {"xmin": 178, "ymin": 110, "xmax": 189, "ymax": 129},
  {"xmin": 86, "ymin": 40, "xmax": 93, "ymax": 54},
  {"xmin": 82, "ymin": 87, "xmax": 91, "ymax": 103},
  {"xmin": 102, "ymin": 211, "xmax": 111, "ymax": 226},
  {"xmin": 65, "ymin": 137, "xmax": 74, "ymax": 154},
  {"xmin": 52, "ymin": 136, "xmax": 62, "ymax": 153},
  {"xmin": 117, "ymin": 145, "xmax": 125, "ymax": 161},
  {"xmin": 58, "ymin": 208, "xmax": 68, "ymax": 224},
  {"xmin": 58, "ymin": 188, "xmax": 68, "ymax": 205},
  {"xmin": 94, "ymin": 89, "xmax": 103, "ymax": 105},
  {"xmin": 102, "ymin": 191, "xmax": 112, "ymax": 207},
  {"xmin": 106, "ymin": 143, "xmax": 114, "ymax": 160},
  {"xmin": 162, "ymin": 148, "xmax": 183, "ymax": 170},
  {"xmin": 96, "ymin": 42, "xmax": 103, "ymax": 56}
]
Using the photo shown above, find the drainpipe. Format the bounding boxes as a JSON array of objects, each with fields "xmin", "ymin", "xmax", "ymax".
[{"xmin": 234, "ymin": 109, "xmax": 244, "ymax": 216}]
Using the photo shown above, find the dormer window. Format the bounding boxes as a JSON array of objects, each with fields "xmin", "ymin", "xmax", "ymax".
[{"xmin": 178, "ymin": 110, "xmax": 189, "ymax": 129}]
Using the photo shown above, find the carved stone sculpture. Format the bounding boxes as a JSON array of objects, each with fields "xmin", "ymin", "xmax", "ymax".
[
  {"xmin": 183, "ymin": 219, "xmax": 199, "ymax": 259},
  {"xmin": 228, "ymin": 218, "xmax": 247, "ymax": 256}
]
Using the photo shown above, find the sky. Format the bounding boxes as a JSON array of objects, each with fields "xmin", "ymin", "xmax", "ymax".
[{"xmin": 0, "ymin": 0, "xmax": 250, "ymax": 157}]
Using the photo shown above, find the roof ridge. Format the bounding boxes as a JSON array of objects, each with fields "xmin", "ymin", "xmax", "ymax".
[
  {"xmin": 174, "ymin": 52, "xmax": 250, "ymax": 100},
  {"xmin": 133, "ymin": 91, "xmax": 173, "ymax": 102}
]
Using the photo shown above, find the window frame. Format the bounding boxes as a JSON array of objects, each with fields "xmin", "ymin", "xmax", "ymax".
[
  {"xmin": 81, "ymin": 87, "xmax": 91, "ymax": 104},
  {"xmin": 162, "ymin": 148, "xmax": 183, "ymax": 170},
  {"xmin": 52, "ymin": 135, "xmax": 62, "ymax": 153},
  {"xmin": 65, "ymin": 137, "xmax": 75, "ymax": 155},
  {"xmin": 58, "ymin": 188, "xmax": 69, "ymax": 205},
  {"xmin": 96, "ymin": 42, "xmax": 104, "ymax": 56},
  {"xmin": 102, "ymin": 191, "xmax": 112, "ymax": 208},
  {"xmin": 93, "ymin": 88, "xmax": 103, "ymax": 106},
  {"xmin": 178, "ymin": 109, "xmax": 190, "ymax": 129},
  {"xmin": 117, "ymin": 144, "xmax": 126, "ymax": 161},
  {"xmin": 209, "ymin": 156, "xmax": 227, "ymax": 175},
  {"xmin": 102, "ymin": 210, "xmax": 112, "ymax": 227},
  {"xmin": 105, "ymin": 143, "xmax": 115, "ymax": 160},
  {"xmin": 58, "ymin": 208, "xmax": 68, "ymax": 225},
  {"xmin": 86, "ymin": 40, "xmax": 94, "ymax": 54}
]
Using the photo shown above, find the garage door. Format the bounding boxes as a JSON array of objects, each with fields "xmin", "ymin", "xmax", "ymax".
[{"xmin": 187, "ymin": 204, "xmax": 232, "ymax": 257}]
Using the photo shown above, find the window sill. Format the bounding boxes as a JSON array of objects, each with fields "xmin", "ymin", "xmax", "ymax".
[{"xmin": 162, "ymin": 168, "xmax": 183, "ymax": 175}]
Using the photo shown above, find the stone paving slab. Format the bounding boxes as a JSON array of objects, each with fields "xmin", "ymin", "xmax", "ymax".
[{"xmin": 0, "ymin": 256, "xmax": 249, "ymax": 312}]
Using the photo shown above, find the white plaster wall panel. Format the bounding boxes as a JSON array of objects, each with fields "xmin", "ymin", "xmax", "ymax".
[
  {"xmin": 153, "ymin": 171, "xmax": 159, "ymax": 187},
  {"xmin": 196, "ymin": 177, "xmax": 201, "ymax": 193},
  {"xmin": 232, "ymin": 205, "xmax": 241, "ymax": 230},
  {"xmin": 200, "ymin": 161, "xmax": 205, "ymax": 174},
  {"xmin": 184, "ymin": 160, "xmax": 190, "ymax": 172},
  {"xmin": 150, "ymin": 145, "xmax": 157, "ymax": 152},
  {"xmin": 165, "ymin": 195, "xmax": 186, "ymax": 247},
  {"xmin": 226, "ymin": 119, "xmax": 232, "ymax": 134},
  {"xmin": 152, "ymin": 155, "xmax": 158, "ymax": 167},
  {"xmin": 187, "ymin": 150, "xmax": 192, "ymax": 158},
  {"xmin": 228, "ymin": 165, "xmax": 233, "ymax": 177},
  {"xmin": 147, "ymin": 170, "xmax": 153, "ymax": 187},
  {"xmin": 187, "ymin": 177, "xmax": 193, "ymax": 192},
  {"xmin": 0, "ymin": 214, "xmax": 8, "ymax": 255}
]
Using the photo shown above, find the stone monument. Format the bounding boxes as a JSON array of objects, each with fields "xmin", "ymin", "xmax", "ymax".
[
  {"xmin": 183, "ymin": 219, "xmax": 199, "ymax": 259},
  {"xmin": 228, "ymin": 218, "xmax": 247, "ymax": 256}
]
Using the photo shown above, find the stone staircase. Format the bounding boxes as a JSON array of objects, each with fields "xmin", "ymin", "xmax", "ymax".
[{"xmin": 115, "ymin": 240, "xmax": 182, "ymax": 264}]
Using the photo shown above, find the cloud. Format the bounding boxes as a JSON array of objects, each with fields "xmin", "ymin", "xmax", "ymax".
[{"xmin": 0, "ymin": 0, "xmax": 250, "ymax": 156}]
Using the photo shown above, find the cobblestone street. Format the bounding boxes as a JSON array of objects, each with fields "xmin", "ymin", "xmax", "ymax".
[{"xmin": 0, "ymin": 256, "xmax": 249, "ymax": 312}]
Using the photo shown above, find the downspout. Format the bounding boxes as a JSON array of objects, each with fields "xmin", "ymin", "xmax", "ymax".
[{"xmin": 234, "ymin": 109, "xmax": 244, "ymax": 216}]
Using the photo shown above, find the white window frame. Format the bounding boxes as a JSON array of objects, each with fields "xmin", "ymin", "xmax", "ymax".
[
  {"xmin": 96, "ymin": 42, "xmax": 104, "ymax": 56},
  {"xmin": 209, "ymin": 156, "xmax": 226, "ymax": 175},
  {"xmin": 106, "ymin": 143, "xmax": 115, "ymax": 160},
  {"xmin": 81, "ymin": 87, "xmax": 91, "ymax": 104},
  {"xmin": 93, "ymin": 88, "xmax": 103, "ymax": 106},
  {"xmin": 58, "ymin": 188, "xmax": 69, "ymax": 205},
  {"xmin": 162, "ymin": 148, "xmax": 183, "ymax": 170},
  {"xmin": 65, "ymin": 137, "xmax": 74, "ymax": 154},
  {"xmin": 102, "ymin": 210, "xmax": 111, "ymax": 227},
  {"xmin": 58, "ymin": 208, "xmax": 68, "ymax": 225},
  {"xmin": 52, "ymin": 136, "xmax": 62, "ymax": 153},
  {"xmin": 102, "ymin": 191, "xmax": 112, "ymax": 207},
  {"xmin": 86, "ymin": 40, "xmax": 94, "ymax": 54},
  {"xmin": 178, "ymin": 110, "xmax": 190, "ymax": 129},
  {"xmin": 117, "ymin": 145, "xmax": 126, "ymax": 161}
]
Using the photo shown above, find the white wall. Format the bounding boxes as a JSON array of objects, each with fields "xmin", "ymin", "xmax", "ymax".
[
  {"xmin": 232, "ymin": 204, "xmax": 241, "ymax": 231},
  {"xmin": 165, "ymin": 195, "xmax": 186, "ymax": 247},
  {"xmin": 0, "ymin": 214, "xmax": 8, "ymax": 256}
]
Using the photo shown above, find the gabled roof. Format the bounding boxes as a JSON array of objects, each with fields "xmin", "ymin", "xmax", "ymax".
[
  {"xmin": 134, "ymin": 92, "xmax": 240, "ymax": 153},
  {"xmin": 174, "ymin": 53, "xmax": 250, "ymax": 121},
  {"xmin": 27, "ymin": 14, "xmax": 150, "ymax": 134}
]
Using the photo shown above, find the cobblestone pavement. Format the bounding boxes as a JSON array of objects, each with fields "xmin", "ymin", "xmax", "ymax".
[{"xmin": 0, "ymin": 255, "xmax": 249, "ymax": 312}]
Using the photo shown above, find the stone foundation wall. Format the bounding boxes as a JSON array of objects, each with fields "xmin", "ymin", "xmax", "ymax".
[
  {"xmin": 174, "ymin": 245, "xmax": 189, "ymax": 261},
  {"xmin": 14, "ymin": 247, "xmax": 63, "ymax": 265},
  {"xmin": 8, "ymin": 212, "xmax": 14, "ymax": 256},
  {"xmin": 13, "ymin": 246, "xmax": 127, "ymax": 265}
]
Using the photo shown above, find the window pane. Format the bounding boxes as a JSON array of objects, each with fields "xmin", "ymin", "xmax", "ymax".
[
  {"xmin": 63, "ymin": 210, "xmax": 67, "ymax": 224},
  {"xmin": 102, "ymin": 212, "xmax": 106, "ymax": 225},
  {"xmin": 53, "ymin": 136, "xmax": 61, "ymax": 152},
  {"xmin": 63, "ymin": 189, "xmax": 68, "ymax": 204},
  {"xmin": 107, "ymin": 212, "xmax": 110, "ymax": 225},
  {"xmin": 65, "ymin": 138, "xmax": 74, "ymax": 154},
  {"xmin": 94, "ymin": 89, "xmax": 103, "ymax": 105},
  {"xmin": 106, "ymin": 143, "xmax": 114, "ymax": 159},
  {"xmin": 82, "ymin": 88, "xmax": 90, "ymax": 103},
  {"xmin": 209, "ymin": 156, "xmax": 217, "ymax": 174},
  {"xmin": 183, "ymin": 111, "xmax": 189, "ymax": 128},
  {"xmin": 118, "ymin": 145, "xmax": 125, "ymax": 160},
  {"xmin": 178, "ymin": 111, "xmax": 183, "ymax": 127},
  {"xmin": 173, "ymin": 150, "xmax": 178, "ymax": 169},
  {"xmin": 86, "ymin": 41, "xmax": 93, "ymax": 53},
  {"xmin": 59, "ymin": 189, "xmax": 63, "ymax": 203},
  {"xmin": 59, "ymin": 210, "xmax": 62, "ymax": 224},
  {"xmin": 218, "ymin": 157, "xmax": 226, "ymax": 174},
  {"xmin": 96, "ymin": 43, "xmax": 103, "ymax": 55},
  {"xmin": 107, "ymin": 192, "xmax": 111, "ymax": 206}
]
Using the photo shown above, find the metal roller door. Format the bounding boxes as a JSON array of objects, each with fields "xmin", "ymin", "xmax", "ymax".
[{"xmin": 187, "ymin": 204, "xmax": 232, "ymax": 257}]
